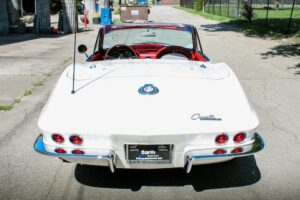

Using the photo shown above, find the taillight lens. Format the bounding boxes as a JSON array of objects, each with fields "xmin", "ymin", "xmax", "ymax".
[
  {"xmin": 55, "ymin": 148, "xmax": 66, "ymax": 154},
  {"xmin": 52, "ymin": 134, "xmax": 64, "ymax": 143},
  {"xmin": 231, "ymin": 147, "xmax": 243, "ymax": 154},
  {"xmin": 70, "ymin": 135, "xmax": 83, "ymax": 145},
  {"xmin": 213, "ymin": 148, "xmax": 226, "ymax": 155},
  {"xmin": 72, "ymin": 149, "xmax": 85, "ymax": 154},
  {"xmin": 234, "ymin": 132, "xmax": 246, "ymax": 143},
  {"xmin": 215, "ymin": 134, "xmax": 228, "ymax": 144}
]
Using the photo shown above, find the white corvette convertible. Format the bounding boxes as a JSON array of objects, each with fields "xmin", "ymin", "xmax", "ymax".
[{"xmin": 34, "ymin": 23, "xmax": 264, "ymax": 173}]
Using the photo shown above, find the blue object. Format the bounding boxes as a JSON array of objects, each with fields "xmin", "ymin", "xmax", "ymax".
[
  {"xmin": 138, "ymin": 84, "xmax": 159, "ymax": 95},
  {"xmin": 138, "ymin": 0, "xmax": 148, "ymax": 5},
  {"xmin": 101, "ymin": 8, "xmax": 112, "ymax": 25},
  {"xmin": 95, "ymin": 2, "xmax": 99, "ymax": 12}
]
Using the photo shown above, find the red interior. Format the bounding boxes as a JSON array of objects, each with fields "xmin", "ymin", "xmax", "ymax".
[{"xmin": 89, "ymin": 44, "xmax": 207, "ymax": 62}]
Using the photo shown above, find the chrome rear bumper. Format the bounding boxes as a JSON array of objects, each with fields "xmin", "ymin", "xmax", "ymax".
[
  {"xmin": 33, "ymin": 134, "xmax": 116, "ymax": 172},
  {"xmin": 34, "ymin": 133, "xmax": 264, "ymax": 173},
  {"xmin": 184, "ymin": 133, "xmax": 264, "ymax": 173}
]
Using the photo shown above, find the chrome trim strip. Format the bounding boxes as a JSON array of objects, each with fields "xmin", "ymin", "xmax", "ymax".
[
  {"xmin": 185, "ymin": 132, "xmax": 264, "ymax": 173},
  {"xmin": 34, "ymin": 134, "xmax": 116, "ymax": 173}
]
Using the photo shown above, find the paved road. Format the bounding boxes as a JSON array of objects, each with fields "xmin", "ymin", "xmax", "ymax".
[{"xmin": 1, "ymin": 6, "xmax": 300, "ymax": 200}]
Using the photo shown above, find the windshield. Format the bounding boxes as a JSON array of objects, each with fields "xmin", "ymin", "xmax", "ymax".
[{"xmin": 103, "ymin": 28, "xmax": 193, "ymax": 49}]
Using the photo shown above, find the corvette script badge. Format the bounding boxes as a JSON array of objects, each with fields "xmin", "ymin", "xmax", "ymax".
[
  {"xmin": 138, "ymin": 84, "xmax": 159, "ymax": 95},
  {"xmin": 191, "ymin": 113, "xmax": 222, "ymax": 121}
]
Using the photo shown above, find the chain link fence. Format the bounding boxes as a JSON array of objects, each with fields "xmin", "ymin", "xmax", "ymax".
[{"xmin": 180, "ymin": 0, "xmax": 300, "ymax": 34}]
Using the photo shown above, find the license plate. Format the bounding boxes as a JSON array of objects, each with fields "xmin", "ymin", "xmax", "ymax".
[{"xmin": 126, "ymin": 144, "xmax": 173, "ymax": 164}]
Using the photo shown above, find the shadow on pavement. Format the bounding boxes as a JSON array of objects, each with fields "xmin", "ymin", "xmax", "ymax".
[
  {"xmin": 260, "ymin": 43, "xmax": 300, "ymax": 74},
  {"xmin": 0, "ymin": 27, "xmax": 95, "ymax": 46},
  {"xmin": 295, "ymin": 63, "xmax": 300, "ymax": 74},
  {"xmin": 75, "ymin": 155, "xmax": 261, "ymax": 192},
  {"xmin": 261, "ymin": 43, "xmax": 300, "ymax": 59},
  {"xmin": 200, "ymin": 24, "xmax": 241, "ymax": 33},
  {"xmin": 0, "ymin": 33, "xmax": 65, "ymax": 46}
]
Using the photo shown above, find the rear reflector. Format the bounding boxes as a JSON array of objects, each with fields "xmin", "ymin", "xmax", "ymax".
[
  {"xmin": 215, "ymin": 134, "xmax": 228, "ymax": 144},
  {"xmin": 213, "ymin": 148, "xmax": 226, "ymax": 155},
  {"xmin": 231, "ymin": 147, "xmax": 243, "ymax": 154},
  {"xmin": 55, "ymin": 148, "xmax": 66, "ymax": 154},
  {"xmin": 72, "ymin": 149, "xmax": 85, "ymax": 154},
  {"xmin": 70, "ymin": 135, "xmax": 83, "ymax": 145},
  {"xmin": 52, "ymin": 134, "xmax": 64, "ymax": 144},
  {"xmin": 234, "ymin": 132, "xmax": 246, "ymax": 143}
]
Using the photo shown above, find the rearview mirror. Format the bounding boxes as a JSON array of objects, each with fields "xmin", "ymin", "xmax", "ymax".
[{"xmin": 78, "ymin": 44, "xmax": 87, "ymax": 54}]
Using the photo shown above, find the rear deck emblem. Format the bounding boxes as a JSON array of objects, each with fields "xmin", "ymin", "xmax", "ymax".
[
  {"xmin": 138, "ymin": 84, "xmax": 159, "ymax": 95},
  {"xmin": 191, "ymin": 113, "xmax": 222, "ymax": 121}
]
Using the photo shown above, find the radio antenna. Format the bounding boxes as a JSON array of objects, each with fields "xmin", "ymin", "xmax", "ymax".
[{"xmin": 71, "ymin": 0, "xmax": 77, "ymax": 94}]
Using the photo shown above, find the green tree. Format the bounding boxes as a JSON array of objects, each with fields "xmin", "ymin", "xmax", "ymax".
[{"xmin": 194, "ymin": 0, "xmax": 201, "ymax": 11}]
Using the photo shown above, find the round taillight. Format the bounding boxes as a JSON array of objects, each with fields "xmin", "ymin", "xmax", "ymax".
[
  {"xmin": 234, "ymin": 132, "xmax": 246, "ymax": 143},
  {"xmin": 70, "ymin": 135, "xmax": 83, "ymax": 145},
  {"xmin": 215, "ymin": 134, "xmax": 228, "ymax": 145},
  {"xmin": 55, "ymin": 148, "xmax": 66, "ymax": 154},
  {"xmin": 72, "ymin": 149, "xmax": 85, "ymax": 154},
  {"xmin": 52, "ymin": 134, "xmax": 64, "ymax": 143},
  {"xmin": 213, "ymin": 148, "xmax": 226, "ymax": 155},
  {"xmin": 231, "ymin": 147, "xmax": 243, "ymax": 154}
]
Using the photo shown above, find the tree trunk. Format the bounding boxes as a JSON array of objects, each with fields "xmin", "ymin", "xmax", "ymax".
[
  {"xmin": 12, "ymin": 0, "xmax": 22, "ymax": 15},
  {"xmin": 86, "ymin": 0, "xmax": 96, "ymax": 23},
  {"xmin": 7, "ymin": 0, "xmax": 20, "ymax": 26},
  {"xmin": 62, "ymin": 0, "xmax": 78, "ymax": 33},
  {"xmin": 35, "ymin": 0, "xmax": 51, "ymax": 33},
  {"xmin": 0, "ymin": 0, "xmax": 9, "ymax": 34}
]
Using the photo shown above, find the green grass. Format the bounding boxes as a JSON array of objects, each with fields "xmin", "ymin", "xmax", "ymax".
[
  {"xmin": 24, "ymin": 89, "xmax": 32, "ymax": 96},
  {"xmin": 34, "ymin": 79, "xmax": 44, "ymax": 87},
  {"xmin": 0, "ymin": 105, "xmax": 13, "ymax": 111},
  {"xmin": 174, "ymin": 5, "xmax": 300, "ymax": 39},
  {"xmin": 294, "ymin": 33, "xmax": 300, "ymax": 42},
  {"xmin": 174, "ymin": 6, "xmax": 230, "ymax": 22},
  {"xmin": 61, "ymin": 56, "xmax": 72, "ymax": 65},
  {"xmin": 14, "ymin": 98, "xmax": 21, "ymax": 104}
]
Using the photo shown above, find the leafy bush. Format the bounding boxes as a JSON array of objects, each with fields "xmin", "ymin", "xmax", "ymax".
[
  {"xmin": 50, "ymin": 0, "xmax": 62, "ymax": 15},
  {"xmin": 241, "ymin": 1, "xmax": 254, "ymax": 23},
  {"xmin": 50, "ymin": 0, "xmax": 82, "ymax": 15}
]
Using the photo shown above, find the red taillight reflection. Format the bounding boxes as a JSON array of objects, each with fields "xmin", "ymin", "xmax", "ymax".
[
  {"xmin": 52, "ymin": 134, "xmax": 64, "ymax": 143},
  {"xmin": 72, "ymin": 149, "xmax": 85, "ymax": 154},
  {"xmin": 70, "ymin": 135, "xmax": 83, "ymax": 145},
  {"xmin": 213, "ymin": 148, "xmax": 226, "ymax": 155},
  {"xmin": 231, "ymin": 147, "xmax": 243, "ymax": 154},
  {"xmin": 234, "ymin": 133, "xmax": 246, "ymax": 143},
  {"xmin": 55, "ymin": 148, "xmax": 66, "ymax": 154},
  {"xmin": 215, "ymin": 134, "xmax": 228, "ymax": 144}
]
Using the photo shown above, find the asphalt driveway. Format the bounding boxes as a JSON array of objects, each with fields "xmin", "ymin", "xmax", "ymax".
[{"xmin": 0, "ymin": 5, "xmax": 299, "ymax": 200}]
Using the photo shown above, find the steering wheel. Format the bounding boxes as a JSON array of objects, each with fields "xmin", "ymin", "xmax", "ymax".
[
  {"xmin": 156, "ymin": 46, "xmax": 192, "ymax": 60},
  {"xmin": 104, "ymin": 44, "xmax": 138, "ymax": 60}
]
